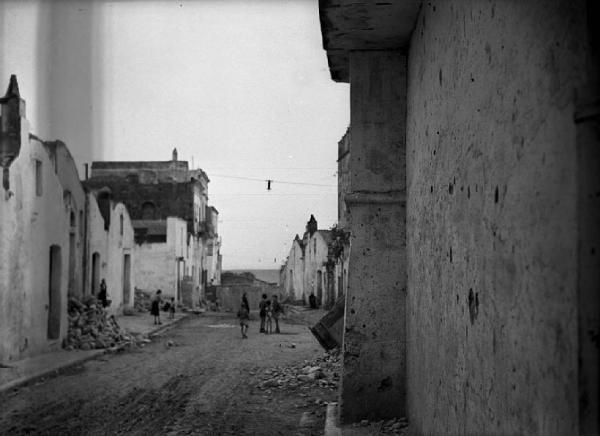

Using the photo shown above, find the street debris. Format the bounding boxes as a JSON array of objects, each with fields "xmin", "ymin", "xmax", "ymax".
[
  {"xmin": 134, "ymin": 289, "xmax": 152, "ymax": 312},
  {"xmin": 257, "ymin": 347, "xmax": 340, "ymax": 391},
  {"xmin": 351, "ymin": 416, "xmax": 409, "ymax": 435},
  {"xmin": 64, "ymin": 297, "xmax": 138, "ymax": 351}
]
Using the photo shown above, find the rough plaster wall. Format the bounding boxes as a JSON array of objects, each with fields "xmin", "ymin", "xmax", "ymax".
[
  {"xmin": 133, "ymin": 243, "xmax": 175, "ymax": 297},
  {"xmin": 132, "ymin": 218, "xmax": 187, "ymax": 300},
  {"xmin": 303, "ymin": 233, "xmax": 329, "ymax": 302},
  {"xmin": 103, "ymin": 203, "xmax": 135, "ymax": 315},
  {"xmin": 0, "ymin": 122, "xmax": 69, "ymax": 361},
  {"xmin": 340, "ymin": 50, "xmax": 406, "ymax": 422},
  {"xmin": 52, "ymin": 143, "xmax": 86, "ymax": 299},
  {"xmin": 286, "ymin": 242, "xmax": 305, "ymax": 301},
  {"xmin": 87, "ymin": 194, "xmax": 108, "ymax": 293},
  {"xmin": 405, "ymin": 1, "xmax": 586, "ymax": 434}
]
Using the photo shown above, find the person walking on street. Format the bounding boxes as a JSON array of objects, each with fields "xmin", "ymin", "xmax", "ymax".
[
  {"xmin": 271, "ymin": 295, "xmax": 284, "ymax": 334},
  {"xmin": 151, "ymin": 290, "xmax": 163, "ymax": 325},
  {"xmin": 237, "ymin": 302, "xmax": 250, "ymax": 339},
  {"xmin": 168, "ymin": 297, "xmax": 176, "ymax": 320},
  {"xmin": 242, "ymin": 292, "xmax": 250, "ymax": 313},
  {"xmin": 308, "ymin": 292, "xmax": 317, "ymax": 309},
  {"xmin": 98, "ymin": 279, "xmax": 109, "ymax": 308},
  {"xmin": 258, "ymin": 293, "xmax": 269, "ymax": 333}
]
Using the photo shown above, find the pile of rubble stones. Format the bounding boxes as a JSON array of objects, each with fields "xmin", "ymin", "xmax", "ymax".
[
  {"xmin": 353, "ymin": 417, "xmax": 409, "ymax": 435},
  {"xmin": 134, "ymin": 288, "xmax": 152, "ymax": 312},
  {"xmin": 64, "ymin": 297, "xmax": 136, "ymax": 351},
  {"xmin": 257, "ymin": 348, "xmax": 340, "ymax": 391}
]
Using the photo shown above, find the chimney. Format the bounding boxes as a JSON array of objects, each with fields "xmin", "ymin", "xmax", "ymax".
[
  {"xmin": 306, "ymin": 214, "xmax": 318, "ymax": 236},
  {"xmin": 0, "ymin": 75, "xmax": 26, "ymax": 190},
  {"xmin": 172, "ymin": 148, "xmax": 178, "ymax": 161}
]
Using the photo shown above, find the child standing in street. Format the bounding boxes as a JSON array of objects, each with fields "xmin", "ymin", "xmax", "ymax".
[
  {"xmin": 168, "ymin": 297, "xmax": 176, "ymax": 320},
  {"xmin": 272, "ymin": 295, "xmax": 284, "ymax": 334},
  {"xmin": 150, "ymin": 289, "xmax": 162, "ymax": 325},
  {"xmin": 259, "ymin": 293, "xmax": 269, "ymax": 333},
  {"xmin": 265, "ymin": 300, "xmax": 273, "ymax": 334},
  {"xmin": 237, "ymin": 302, "xmax": 250, "ymax": 339}
]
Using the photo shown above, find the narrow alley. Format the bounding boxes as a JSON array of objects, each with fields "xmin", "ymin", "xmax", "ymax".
[{"xmin": 0, "ymin": 310, "xmax": 336, "ymax": 436}]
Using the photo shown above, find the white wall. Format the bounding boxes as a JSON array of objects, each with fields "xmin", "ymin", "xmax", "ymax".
[{"xmin": 0, "ymin": 118, "xmax": 69, "ymax": 361}]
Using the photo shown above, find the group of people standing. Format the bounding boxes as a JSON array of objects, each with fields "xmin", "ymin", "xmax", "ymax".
[
  {"xmin": 237, "ymin": 292, "xmax": 284, "ymax": 339},
  {"xmin": 150, "ymin": 289, "xmax": 176, "ymax": 325}
]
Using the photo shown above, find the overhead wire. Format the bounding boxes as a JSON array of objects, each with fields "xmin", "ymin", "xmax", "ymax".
[{"xmin": 209, "ymin": 173, "xmax": 336, "ymax": 188}]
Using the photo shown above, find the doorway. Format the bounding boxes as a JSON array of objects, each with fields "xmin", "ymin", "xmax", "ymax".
[
  {"xmin": 91, "ymin": 252, "xmax": 100, "ymax": 295},
  {"xmin": 316, "ymin": 270, "xmax": 323, "ymax": 306},
  {"xmin": 123, "ymin": 254, "xmax": 131, "ymax": 305},
  {"xmin": 47, "ymin": 245, "xmax": 62, "ymax": 340}
]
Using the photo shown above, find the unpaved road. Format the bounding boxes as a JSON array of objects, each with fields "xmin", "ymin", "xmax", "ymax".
[{"xmin": 0, "ymin": 309, "xmax": 335, "ymax": 436}]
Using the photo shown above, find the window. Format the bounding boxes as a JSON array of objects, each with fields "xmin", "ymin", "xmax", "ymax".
[
  {"xmin": 35, "ymin": 159, "xmax": 43, "ymax": 196},
  {"xmin": 120, "ymin": 214, "xmax": 124, "ymax": 236},
  {"xmin": 141, "ymin": 202, "xmax": 156, "ymax": 220}
]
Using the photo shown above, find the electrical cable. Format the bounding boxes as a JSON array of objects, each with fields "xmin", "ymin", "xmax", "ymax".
[{"xmin": 209, "ymin": 173, "xmax": 336, "ymax": 188}]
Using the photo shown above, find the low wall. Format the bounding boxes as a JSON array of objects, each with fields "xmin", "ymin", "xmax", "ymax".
[{"xmin": 215, "ymin": 284, "xmax": 282, "ymax": 312}]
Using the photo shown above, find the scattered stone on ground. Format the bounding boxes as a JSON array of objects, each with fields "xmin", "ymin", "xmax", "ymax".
[
  {"xmin": 134, "ymin": 288, "xmax": 152, "ymax": 312},
  {"xmin": 256, "ymin": 347, "xmax": 340, "ymax": 391},
  {"xmin": 65, "ymin": 296, "xmax": 139, "ymax": 351},
  {"xmin": 351, "ymin": 416, "xmax": 409, "ymax": 435}
]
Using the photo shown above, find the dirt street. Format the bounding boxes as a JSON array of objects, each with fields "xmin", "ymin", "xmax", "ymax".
[{"xmin": 0, "ymin": 309, "xmax": 337, "ymax": 436}]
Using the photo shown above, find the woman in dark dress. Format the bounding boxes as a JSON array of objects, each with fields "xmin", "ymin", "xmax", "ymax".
[{"xmin": 151, "ymin": 289, "xmax": 162, "ymax": 325}]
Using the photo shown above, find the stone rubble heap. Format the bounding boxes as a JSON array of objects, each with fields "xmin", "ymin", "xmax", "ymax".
[
  {"xmin": 257, "ymin": 348, "xmax": 340, "ymax": 391},
  {"xmin": 353, "ymin": 417, "xmax": 409, "ymax": 435},
  {"xmin": 65, "ymin": 297, "xmax": 136, "ymax": 351},
  {"xmin": 134, "ymin": 289, "xmax": 152, "ymax": 312}
]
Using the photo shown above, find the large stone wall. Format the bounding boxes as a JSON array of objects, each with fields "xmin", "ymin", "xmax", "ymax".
[{"xmin": 405, "ymin": 1, "xmax": 587, "ymax": 434}]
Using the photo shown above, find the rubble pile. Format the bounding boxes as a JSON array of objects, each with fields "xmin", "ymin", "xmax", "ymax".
[
  {"xmin": 65, "ymin": 297, "xmax": 135, "ymax": 351},
  {"xmin": 257, "ymin": 348, "xmax": 340, "ymax": 391},
  {"xmin": 352, "ymin": 417, "xmax": 409, "ymax": 435},
  {"xmin": 134, "ymin": 289, "xmax": 152, "ymax": 312}
]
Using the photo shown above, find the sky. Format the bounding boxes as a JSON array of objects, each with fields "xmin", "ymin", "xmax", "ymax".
[{"xmin": 0, "ymin": 1, "xmax": 349, "ymax": 270}]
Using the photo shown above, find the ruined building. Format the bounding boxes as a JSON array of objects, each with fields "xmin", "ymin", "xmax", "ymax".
[
  {"xmin": 85, "ymin": 150, "xmax": 221, "ymax": 306},
  {"xmin": 318, "ymin": 0, "xmax": 599, "ymax": 434}
]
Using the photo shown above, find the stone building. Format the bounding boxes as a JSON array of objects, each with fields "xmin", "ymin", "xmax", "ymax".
[
  {"xmin": 0, "ymin": 76, "xmax": 72, "ymax": 361},
  {"xmin": 281, "ymin": 215, "xmax": 349, "ymax": 308},
  {"xmin": 0, "ymin": 76, "xmax": 136, "ymax": 361},
  {"xmin": 318, "ymin": 0, "xmax": 599, "ymax": 434},
  {"xmin": 283, "ymin": 235, "xmax": 306, "ymax": 302},
  {"xmin": 132, "ymin": 216, "xmax": 200, "ymax": 305},
  {"xmin": 302, "ymin": 218, "xmax": 333, "ymax": 307},
  {"xmin": 86, "ymin": 190, "xmax": 136, "ymax": 314},
  {"xmin": 85, "ymin": 151, "xmax": 220, "ymax": 306},
  {"xmin": 205, "ymin": 206, "xmax": 222, "ymax": 286},
  {"xmin": 337, "ymin": 128, "xmax": 351, "ymax": 229}
]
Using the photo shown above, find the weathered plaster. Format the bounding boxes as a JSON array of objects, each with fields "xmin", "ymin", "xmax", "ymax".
[
  {"xmin": 405, "ymin": 1, "xmax": 586, "ymax": 434},
  {"xmin": 0, "ymin": 119, "xmax": 70, "ymax": 361}
]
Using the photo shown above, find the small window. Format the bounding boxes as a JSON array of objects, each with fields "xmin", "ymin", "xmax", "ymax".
[
  {"xmin": 35, "ymin": 160, "xmax": 43, "ymax": 196},
  {"xmin": 119, "ymin": 214, "xmax": 124, "ymax": 236}
]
